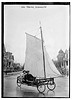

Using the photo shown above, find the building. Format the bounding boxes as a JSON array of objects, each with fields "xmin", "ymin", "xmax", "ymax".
[{"xmin": 57, "ymin": 49, "xmax": 69, "ymax": 75}]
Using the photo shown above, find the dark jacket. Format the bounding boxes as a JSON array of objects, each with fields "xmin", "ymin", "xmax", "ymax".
[{"xmin": 25, "ymin": 74, "xmax": 36, "ymax": 81}]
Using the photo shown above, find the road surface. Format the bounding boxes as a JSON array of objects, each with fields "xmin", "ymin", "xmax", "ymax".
[{"xmin": 3, "ymin": 74, "xmax": 69, "ymax": 97}]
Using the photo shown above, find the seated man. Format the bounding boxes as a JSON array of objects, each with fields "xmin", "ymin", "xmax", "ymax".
[
  {"xmin": 24, "ymin": 71, "xmax": 36, "ymax": 81},
  {"xmin": 20, "ymin": 70, "xmax": 26, "ymax": 81}
]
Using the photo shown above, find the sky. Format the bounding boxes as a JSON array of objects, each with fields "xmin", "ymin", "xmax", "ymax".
[{"xmin": 4, "ymin": 5, "xmax": 69, "ymax": 65}]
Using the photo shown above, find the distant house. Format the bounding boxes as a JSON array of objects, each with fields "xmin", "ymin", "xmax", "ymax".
[{"xmin": 57, "ymin": 49, "xmax": 68, "ymax": 69}]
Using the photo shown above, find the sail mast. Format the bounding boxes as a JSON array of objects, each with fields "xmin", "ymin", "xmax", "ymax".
[{"xmin": 40, "ymin": 23, "xmax": 46, "ymax": 78}]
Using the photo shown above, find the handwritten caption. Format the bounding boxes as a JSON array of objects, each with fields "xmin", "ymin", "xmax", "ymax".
[{"xmin": 21, "ymin": 6, "xmax": 47, "ymax": 9}]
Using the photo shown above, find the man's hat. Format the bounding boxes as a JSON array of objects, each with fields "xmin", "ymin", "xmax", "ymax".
[{"xmin": 23, "ymin": 70, "xmax": 29, "ymax": 73}]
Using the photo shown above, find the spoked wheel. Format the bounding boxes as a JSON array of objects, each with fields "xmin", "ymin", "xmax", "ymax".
[
  {"xmin": 17, "ymin": 77, "xmax": 21, "ymax": 87},
  {"xmin": 47, "ymin": 82, "xmax": 56, "ymax": 91},
  {"xmin": 37, "ymin": 84, "xmax": 46, "ymax": 93}
]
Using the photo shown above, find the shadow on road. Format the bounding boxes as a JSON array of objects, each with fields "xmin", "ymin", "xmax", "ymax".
[
  {"xmin": 46, "ymin": 90, "xmax": 55, "ymax": 97},
  {"xmin": 16, "ymin": 86, "xmax": 55, "ymax": 97}
]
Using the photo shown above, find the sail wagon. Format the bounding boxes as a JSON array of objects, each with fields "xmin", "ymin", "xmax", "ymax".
[{"xmin": 17, "ymin": 25, "xmax": 62, "ymax": 93}]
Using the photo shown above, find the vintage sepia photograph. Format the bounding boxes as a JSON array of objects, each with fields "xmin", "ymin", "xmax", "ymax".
[{"xmin": 2, "ymin": 2, "xmax": 70, "ymax": 98}]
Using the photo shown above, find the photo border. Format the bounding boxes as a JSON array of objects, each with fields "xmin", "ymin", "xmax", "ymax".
[{"xmin": 1, "ymin": 2, "xmax": 70, "ymax": 98}]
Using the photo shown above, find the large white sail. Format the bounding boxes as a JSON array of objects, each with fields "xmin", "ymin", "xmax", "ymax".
[
  {"xmin": 24, "ymin": 33, "xmax": 44, "ymax": 77},
  {"xmin": 24, "ymin": 33, "xmax": 61, "ymax": 78}
]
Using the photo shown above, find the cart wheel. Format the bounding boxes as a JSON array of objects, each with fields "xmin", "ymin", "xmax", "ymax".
[
  {"xmin": 47, "ymin": 82, "xmax": 56, "ymax": 91},
  {"xmin": 17, "ymin": 77, "xmax": 21, "ymax": 87},
  {"xmin": 37, "ymin": 84, "xmax": 46, "ymax": 93}
]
